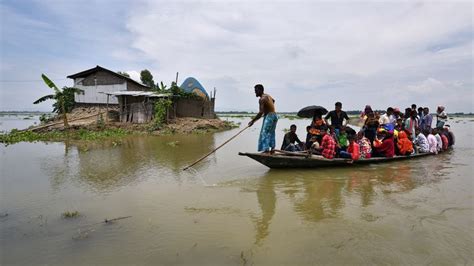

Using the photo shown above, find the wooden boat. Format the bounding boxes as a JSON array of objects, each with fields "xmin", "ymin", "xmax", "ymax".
[{"xmin": 238, "ymin": 150, "xmax": 437, "ymax": 169}]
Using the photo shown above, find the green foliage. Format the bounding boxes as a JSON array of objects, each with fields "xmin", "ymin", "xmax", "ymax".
[
  {"xmin": 39, "ymin": 114, "xmax": 54, "ymax": 124},
  {"xmin": 34, "ymin": 74, "xmax": 84, "ymax": 114},
  {"xmin": 140, "ymin": 69, "xmax": 156, "ymax": 89},
  {"xmin": 51, "ymin": 87, "xmax": 83, "ymax": 114},
  {"xmin": 157, "ymin": 81, "xmax": 168, "ymax": 92},
  {"xmin": 117, "ymin": 71, "xmax": 130, "ymax": 78},
  {"xmin": 0, "ymin": 128, "xmax": 131, "ymax": 145},
  {"xmin": 41, "ymin": 74, "xmax": 60, "ymax": 93},
  {"xmin": 96, "ymin": 114, "xmax": 105, "ymax": 129},
  {"xmin": 151, "ymin": 98, "xmax": 173, "ymax": 130},
  {"xmin": 169, "ymin": 81, "xmax": 200, "ymax": 99},
  {"xmin": 62, "ymin": 211, "xmax": 80, "ymax": 218}
]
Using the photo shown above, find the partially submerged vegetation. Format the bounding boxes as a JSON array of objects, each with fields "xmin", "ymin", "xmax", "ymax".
[
  {"xmin": 0, "ymin": 117, "xmax": 238, "ymax": 145},
  {"xmin": 62, "ymin": 211, "xmax": 80, "ymax": 218},
  {"xmin": 0, "ymin": 128, "xmax": 132, "ymax": 145}
]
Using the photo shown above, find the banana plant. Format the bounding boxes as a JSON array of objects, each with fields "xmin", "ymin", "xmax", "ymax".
[{"xmin": 33, "ymin": 74, "xmax": 84, "ymax": 128}]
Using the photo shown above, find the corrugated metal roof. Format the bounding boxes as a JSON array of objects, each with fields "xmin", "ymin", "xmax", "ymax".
[
  {"xmin": 67, "ymin": 65, "xmax": 151, "ymax": 89},
  {"xmin": 101, "ymin": 91, "xmax": 171, "ymax": 97}
]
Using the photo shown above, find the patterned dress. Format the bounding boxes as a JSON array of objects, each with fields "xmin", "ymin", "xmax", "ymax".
[
  {"xmin": 357, "ymin": 136, "xmax": 372, "ymax": 159},
  {"xmin": 258, "ymin": 113, "xmax": 278, "ymax": 152}
]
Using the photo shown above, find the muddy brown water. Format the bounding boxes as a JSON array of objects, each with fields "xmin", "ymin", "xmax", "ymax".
[{"xmin": 1, "ymin": 116, "xmax": 473, "ymax": 265}]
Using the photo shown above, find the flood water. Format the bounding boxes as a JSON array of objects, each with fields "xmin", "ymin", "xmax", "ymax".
[{"xmin": 1, "ymin": 116, "xmax": 473, "ymax": 265}]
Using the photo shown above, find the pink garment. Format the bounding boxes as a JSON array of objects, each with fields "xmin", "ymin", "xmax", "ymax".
[{"xmin": 427, "ymin": 134, "xmax": 438, "ymax": 154}]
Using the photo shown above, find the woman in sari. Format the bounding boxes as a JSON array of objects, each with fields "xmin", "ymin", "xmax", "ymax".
[
  {"xmin": 307, "ymin": 114, "xmax": 328, "ymax": 146},
  {"xmin": 363, "ymin": 111, "xmax": 379, "ymax": 143}
]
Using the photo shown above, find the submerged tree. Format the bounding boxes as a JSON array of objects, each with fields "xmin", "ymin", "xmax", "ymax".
[{"xmin": 33, "ymin": 74, "xmax": 84, "ymax": 128}]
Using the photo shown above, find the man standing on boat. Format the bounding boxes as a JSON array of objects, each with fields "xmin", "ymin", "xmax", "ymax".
[
  {"xmin": 324, "ymin": 102, "xmax": 350, "ymax": 135},
  {"xmin": 248, "ymin": 84, "xmax": 278, "ymax": 153}
]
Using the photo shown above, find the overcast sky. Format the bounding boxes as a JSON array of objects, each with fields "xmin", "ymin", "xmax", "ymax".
[{"xmin": 0, "ymin": 0, "xmax": 472, "ymax": 112}]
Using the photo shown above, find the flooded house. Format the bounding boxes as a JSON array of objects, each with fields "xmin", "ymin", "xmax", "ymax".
[
  {"xmin": 67, "ymin": 65, "xmax": 151, "ymax": 106},
  {"xmin": 67, "ymin": 66, "xmax": 216, "ymax": 123}
]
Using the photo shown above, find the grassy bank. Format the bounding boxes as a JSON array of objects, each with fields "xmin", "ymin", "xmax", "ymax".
[
  {"xmin": 0, "ymin": 119, "xmax": 239, "ymax": 145},
  {"xmin": 0, "ymin": 128, "xmax": 133, "ymax": 145}
]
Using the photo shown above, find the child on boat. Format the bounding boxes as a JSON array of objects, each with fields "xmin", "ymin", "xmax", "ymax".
[
  {"xmin": 356, "ymin": 131, "xmax": 372, "ymax": 159},
  {"xmin": 336, "ymin": 126, "xmax": 349, "ymax": 156},
  {"xmin": 339, "ymin": 135, "xmax": 360, "ymax": 160}
]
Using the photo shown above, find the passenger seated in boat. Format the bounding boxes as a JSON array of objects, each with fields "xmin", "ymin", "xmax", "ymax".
[
  {"xmin": 426, "ymin": 129, "xmax": 438, "ymax": 154},
  {"xmin": 344, "ymin": 126, "xmax": 357, "ymax": 138},
  {"xmin": 312, "ymin": 130, "xmax": 336, "ymax": 159},
  {"xmin": 336, "ymin": 126, "xmax": 349, "ymax": 156},
  {"xmin": 339, "ymin": 135, "xmax": 360, "ymax": 160},
  {"xmin": 432, "ymin": 128, "xmax": 443, "ymax": 153},
  {"xmin": 309, "ymin": 136, "xmax": 320, "ymax": 152},
  {"xmin": 414, "ymin": 128, "xmax": 429, "ymax": 153},
  {"xmin": 396, "ymin": 130, "xmax": 414, "ymax": 156},
  {"xmin": 356, "ymin": 131, "xmax": 372, "ymax": 159},
  {"xmin": 443, "ymin": 125, "xmax": 455, "ymax": 147},
  {"xmin": 305, "ymin": 126, "xmax": 313, "ymax": 150},
  {"xmin": 372, "ymin": 129, "xmax": 395, "ymax": 158},
  {"xmin": 307, "ymin": 114, "xmax": 328, "ymax": 143},
  {"xmin": 440, "ymin": 128, "xmax": 449, "ymax": 151},
  {"xmin": 281, "ymin": 124, "xmax": 304, "ymax": 152}
]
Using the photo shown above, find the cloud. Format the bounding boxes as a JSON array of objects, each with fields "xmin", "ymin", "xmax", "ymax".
[
  {"xmin": 407, "ymin": 78, "xmax": 446, "ymax": 94},
  {"xmin": 0, "ymin": 0, "xmax": 472, "ymax": 113},
  {"xmin": 124, "ymin": 1, "xmax": 473, "ymax": 112}
]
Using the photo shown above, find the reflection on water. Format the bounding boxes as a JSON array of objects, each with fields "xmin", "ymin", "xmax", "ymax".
[
  {"xmin": 44, "ymin": 134, "xmax": 217, "ymax": 193},
  {"xmin": 236, "ymin": 144, "xmax": 463, "ymax": 249},
  {"xmin": 1, "ymin": 117, "xmax": 473, "ymax": 265},
  {"xmin": 253, "ymin": 176, "xmax": 276, "ymax": 246}
]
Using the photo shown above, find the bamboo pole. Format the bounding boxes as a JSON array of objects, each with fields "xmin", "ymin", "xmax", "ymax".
[
  {"xmin": 23, "ymin": 111, "xmax": 107, "ymax": 132},
  {"xmin": 183, "ymin": 125, "xmax": 250, "ymax": 171}
]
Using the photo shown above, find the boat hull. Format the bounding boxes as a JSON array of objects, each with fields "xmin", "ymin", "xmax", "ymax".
[{"xmin": 238, "ymin": 152, "xmax": 435, "ymax": 169}]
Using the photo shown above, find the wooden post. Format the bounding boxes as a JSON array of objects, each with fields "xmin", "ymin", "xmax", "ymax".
[
  {"xmin": 106, "ymin": 94, "xmax": 109, "ymax": 124},
  {"xmin": 124, "ymin": 96, "xmax": 127, "ymax": 122}
]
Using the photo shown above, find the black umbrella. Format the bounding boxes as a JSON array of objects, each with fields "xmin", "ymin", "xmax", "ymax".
[{"xmin": 297, "ymin": 105, "xmax": 328, "ymax": 118}]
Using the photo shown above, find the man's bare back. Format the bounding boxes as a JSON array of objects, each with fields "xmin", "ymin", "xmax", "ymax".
[{"xmin": 260, "ymin": 93, "xmax": 276, "ymax": 115}]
